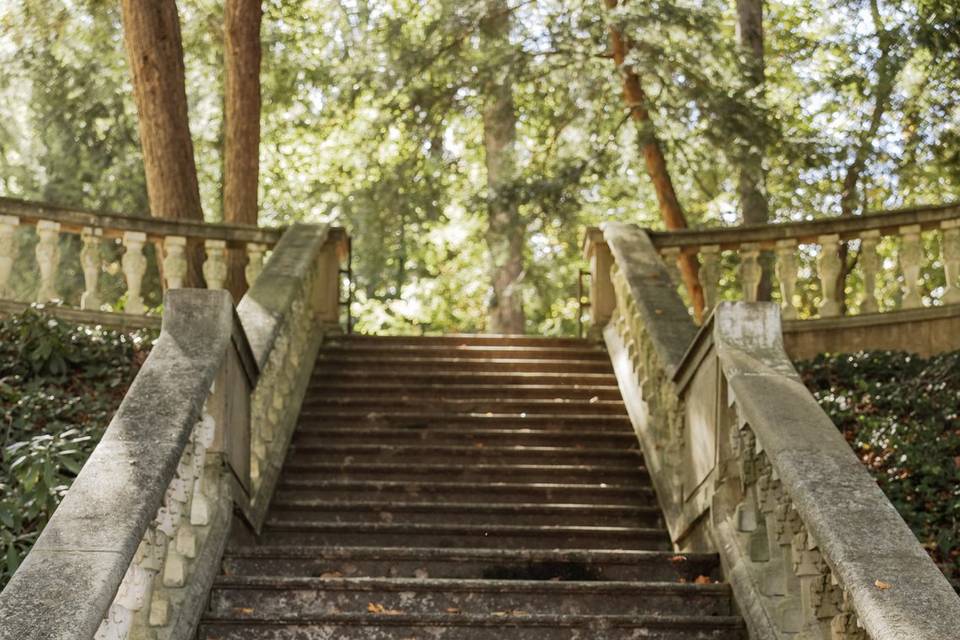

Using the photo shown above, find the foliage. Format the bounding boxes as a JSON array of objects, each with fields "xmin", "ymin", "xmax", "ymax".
[
  {"xmin": 0, "ymin": 305, "xmax": 154, "ymax": 588},
  {"xmin": 796, "ymin": 350, "xmax": 960, "ymax": 591}
]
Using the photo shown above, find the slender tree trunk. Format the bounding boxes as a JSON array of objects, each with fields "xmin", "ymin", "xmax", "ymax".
[
  {"xmin": 834, "ymin": 0, "xmax": 901, "ymax": 314},
  {"xmin": 481, "ymin": 0, "xmax": 525, "ymax": 334},
  {"xmin": 735, "ymin": 0, "xmax": 773, "ymax": 301},
  {"xmin": 223, "ymin": 0, "xmax": 263, "ymax": 301},
  {"xmin": 120, "ymin": 0, "xmax": 205, "ymax": 287},
  {"xmin": 602, "ymin": 0, "xmax": 705, "ymax": 321}
]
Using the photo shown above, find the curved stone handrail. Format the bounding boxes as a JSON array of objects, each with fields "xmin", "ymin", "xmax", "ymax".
[
  {"xmin": 588, "ymin": 222, "xmax": 960, "ymax": 640},
  {"xmin": 0, "ymin": 223, "xmax": 344, "ymax": 640}
]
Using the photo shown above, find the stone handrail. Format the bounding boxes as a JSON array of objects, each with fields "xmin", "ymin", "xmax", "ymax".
[
  {"xmin": 0, "ymin": 223, "xmax": 344, "ymax": 640},
  {"xmin": 585, "ymin": 222, "xmax": 960, "ymax": 640},
  {"xmin": 0, "ymin": 196, "xmax": 286, "ymax": 317},
  {"xmin": 640, "ymin": 202, "xmax": 960, "ymax": 318}
]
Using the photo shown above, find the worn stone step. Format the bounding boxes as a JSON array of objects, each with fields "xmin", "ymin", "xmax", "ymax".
[
  {"xmin": 278, "ymin": 461, "xmax": 650, "ymax": 484},
  {"xmin": 209, "ymin": 576, "xmax": 732, "ymax": 618},
  {"xmin": 220, "ymin": 546, "xmax": 720, "ymax": 582},
  {"xmin": 291, "ymin": 427, "xmax": 635, "ymax": 448},
  {"xmin": 317, "ymin": 344, "xmax": 610, "ymax": 361},
  {"xmin": 268, "ymin": 499, "xmax": 662, "ymax": 527},
  {"xmin": 310, "ymin": 370, "xmax": 619, "ymax": 387},
  {"xmin": 307, "ymin": 382, "xmax": 624, "ymax": 400},
  {"xmin": 259, "ymin": 521, "xmax": 671, "ymax": 550},
  {"xmin": 285, "ymin": 443, "xmax": 641, "ymax": 466},
  {"xmin": 275, "ymin": 479, "xmax": 655, "ymax": 505},
  {"xmin": 301, "ymin": 396, "xmax": 627, "ymax": 415},
  {"xmin": 199, "ymin": 613, "xmax": 745, "ymax": 640},
  {"xmin": 296, "ymin": 411, "xmax": 632, "ymax": 430},
  {"xmin": 328, "ymin": 334, "xmax": 595, "ymax": 348},
  {"xmin": 312, "ymin": 356, "xmax": 614, "ymax": 374}
]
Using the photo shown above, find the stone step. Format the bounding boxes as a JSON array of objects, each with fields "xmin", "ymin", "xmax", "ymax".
[
  {"xmin": 310, "ymin": 370, "xmax": 619, "ymax": 387},
  {"xmin": 199, "ymin": 613, "xmax": 745, "ymax": 640},
  {"xmin": 258, "ymin": 521, "xmax": 671, "ymax": 550},
  {"xmin": 312, "ymin": 356, "xmax": 614, "ymax": 374},
  {"xmin": 220, "ymin": 546, "xmax": 720, "ymax": 582},
  {"xmin": 284, "ymin": 443, "xmax": 641, "ymax": 466},
  {"xmin": 327, "ymin": 334, "xmax": 594, "ymax": 348},
  {"xmin": 317, "ymin": 343, "xmax": 610, "ymax": 361},
  {"xmin": 208, "ymin": 576, "xmax": 732, "ymax": 618},
  {"xmin": 267, "ymin": 499, "xmax": 662, "ymax": 527},
  {"xmin": 307, "ymin": 382, "xmax": 624, "ymax": 400},
  {"xmin": 290, "ymin": 427, "xmax": 636, "ymax": 448},
  {"xmin": 275, "ymin": 479, "xmax": 655, "ymax": 505},
  {"xmin": 300, "ymin": 396, "xmax": 627, "ymax": 415},
  {"xmin": 278, "ymin": 461, "xmax": 650, "ymax": 484},
  {"xmin": 295, "ymin": 411, "xmax": 632, "ymax": 430}
]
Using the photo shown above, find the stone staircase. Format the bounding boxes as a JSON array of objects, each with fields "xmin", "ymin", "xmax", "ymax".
[{"xmin": 198, "ymin": 334, "xmax": 745, "ymax": 639}]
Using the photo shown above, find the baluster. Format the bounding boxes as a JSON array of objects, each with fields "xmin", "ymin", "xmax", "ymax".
[
  {"xmin": 859, "ymin": 230, "xmax": 880, "ymax": 313},
  {"xmin": 740, "ymin": 243, "xmax": 762, "ymax": 302},
  {"xmin": 122, "ymin": 231, "xmax": 147, "ymax": 314},
  {"xmin": 245, "ymin": 242, "xmax": 266, "ymax": 287},
  {"xmin": 162, "ymin": 235, "xmax": 188, "ymax": 289},
  {"xmin": 203, "ymin": 240, "xmax": 227, "ymax": 289},
  {"xmin": 899, "ymin": 224, "xmax": 923, "ymax": 309},
  {"xmin": 774, "ymin": 239, "xmax": 798, "ymax": 320},
  {"xmin": 35, "ymin": 220, "xmax": 61, "ymax": 302},
  {"xmin": 0, "ymin": 215, "xmax": 18, "ymax": 298},
  {"xmin": 698, "ymin": 244, "xmax": 721, "ymax": 311},
  {"xmin": 941, "ymin": 220, "xmax": 960, "ymax": 305},
  {"xmin": 79, "ymin": 227, "xmax": 102, "ymax": 310},
  {"xmin": 817, "ymin": 234, "xmax": 841, "ymax": 318}
]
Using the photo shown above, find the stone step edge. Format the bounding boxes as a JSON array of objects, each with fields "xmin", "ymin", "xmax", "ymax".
[
  {"xmin": 277, "ymin": 480, "xmax": 653, "ymax": 492},
  {"xmin": 280, "ymin": 462, "xmax": 648, "ymax": 474},
  {"xmin": 263, "ymin": 521, "xmax": 667, "ymax": 537},
  {"xmin": 211, "ymin": 575, "xmax": 728, "ymax": 594},
  {"xmin": 269, "ymin": 500, "xmax": 660, "ymax": 515},
  {"xmin": 200, "ymin": 612, "xmax": 744, "ymax": 629}
]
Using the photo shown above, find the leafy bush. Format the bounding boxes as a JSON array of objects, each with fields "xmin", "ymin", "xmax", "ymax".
[
  {"xmin": 0, "ymin": 305, "xmax": 154, "ymax": 588},
  {"xmin": 796, "ymin": 351, "xmax": 960, "ymax": 591}
]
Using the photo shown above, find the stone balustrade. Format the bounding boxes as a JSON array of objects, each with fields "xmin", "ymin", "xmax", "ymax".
[
  {"xmin": 585, "ymin": 222, "xmax": 960, "ymax": 640},
  {"xmin": 644, "ymin": 203, "xmax": 960, "ymax": 318},
  {"xmin": 0, "ymin": 197, "xmax": 283, "ymax": 320},
  {"xmin": 0, "ymin": 223, "xmax": 346, "ymax": 640}
]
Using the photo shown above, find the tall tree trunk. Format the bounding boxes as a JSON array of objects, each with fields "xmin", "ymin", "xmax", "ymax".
[
  {"xmin": 602, "ymin": 0, "xmax": 705, "ymax": 321},
  {"xmin": 481, "ymin": 0, "xmax": 525, "ymax": 334},
  {"xmin": 834, "ymin": 0, "xmax": 901, "ymax": 314},
  {"xmin": 735, "ymin": 0, "xmax": 773, "ymax": 301},
  {"xmin": 223, "ymin": 0, "xmax": 263, "ymax": 301},
  {"xmin": 120, "ymin": 0, "xmax": 205, "ymax": 287}
]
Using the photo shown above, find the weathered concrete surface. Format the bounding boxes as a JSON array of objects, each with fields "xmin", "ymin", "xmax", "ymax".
[
  {"xmin": 0, "ymin": 290, "xmax": 235, "ymax": 640},
  {"xmin": 782, "ymin": 303, "xmax": 960, "ymax": 359},
  {"xmin": 714, "ymin": 302, "xmax": 960, "ymax": 640},
  {"xmin": 602, "ymin": 222, "xmax": 697, "ymax": 375}
]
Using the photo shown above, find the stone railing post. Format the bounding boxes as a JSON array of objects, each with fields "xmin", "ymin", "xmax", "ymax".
[
  {"xmin": 79, "ymin": 227, "xmax": 102, "ymax": 310},
  {"xmin": 660, "ymin": 247, "xmax": 683, "ymax": 287},
  {"xmin": 899, "ymin": 224, "xmax": 923, "ymax": 309},
  {"xmin": 163, "ymin": 235, "xmax": 188, "ymax": 290},
  {"xmin": 859, "ymin": 230, "xmax": 881, "ymax": 313},
  {"xmin": 817, "ymin": 234, "xmax": 841, "ymax": 317},
  {"xmin": 203, "ymin": 240, "xmax": 227, "ymax": 290},
  {"xmin": 582, "ymin": 227, "xmax": 616, "ymax": 330},
  {"xmin": 35, "ymin": 220, "xmax": 60, "ymax": 302},
  {"xmin": 941, "ymin": 220, "xmax": 960, "ymax": 305},
  {"xmin": 740, "ymin": 243, "xmax": 761, "ymax": 302},
  {"xmin": 122, "ymin": 231, "xmax": 147, "ymax": 314},
  {"xmin": 774, "ymin": 239, "xmax": 798, "ymax": 319},
  {"xmin": 698, "ymin": 244, "xmax": 721, "ymax": 311},
  {"xmin": 245, "ymin": 243, "xmax": 266, "ymax": 287},
  {"xmin": 0, "ymin": 214, "xmax": 18, "ymax": 298}
]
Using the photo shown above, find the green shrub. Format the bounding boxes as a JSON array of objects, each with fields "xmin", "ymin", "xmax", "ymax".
[
  {"xmin": 0, "ymin": 305, "xmax": 154, "ymax": 587},
  {"xmin": 796, "ymin": 351, "xmax": 960, "ymax": 592}
]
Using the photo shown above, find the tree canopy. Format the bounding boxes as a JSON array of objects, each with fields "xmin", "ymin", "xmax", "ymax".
[{"xmin": 0, "ymin": 0, "xmax": 958, "ymax": 333}]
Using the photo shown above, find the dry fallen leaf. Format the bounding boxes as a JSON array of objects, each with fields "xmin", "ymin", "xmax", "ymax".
[
  {"xmin": 589, "ymin": 396, "xmax": 600, "ymax": 403},
  {"xmin": 694, "ymin": 575, "xmax": 713, "ymax": 585},
  {"xmin": 875, "ymin": 580, "xmax": 893, "ymax": 590},
  {"xmin": 233, "ymin": 607, "xmax": 254, "ymax": 615},
  {"xmin": 319, "ymin": 571, "xmax": 344, "ymax": 579},
  {"xmin": 669, "ymin": 555, "xmax": 688, "ymax": 563},
  {"xmin": 446, "ymin": 607, "xmax": 461, "ymax": 614},
  {"xmin": 414, "ymin": 568, "xmax": 429, "ymax": 579},
  {"xmin": 367, "ymin": 602, "xmax": 403, "ymax": 615}
]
